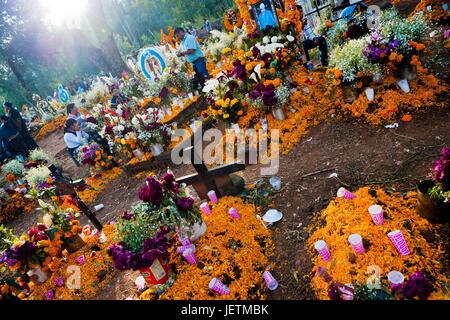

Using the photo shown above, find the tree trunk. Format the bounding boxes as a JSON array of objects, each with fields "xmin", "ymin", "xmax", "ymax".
[{"xmin": 0, "ymin": 47, "xmax": 37, "ymax": 106}]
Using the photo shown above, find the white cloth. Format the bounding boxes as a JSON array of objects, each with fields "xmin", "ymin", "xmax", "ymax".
[{"xmin": 64, "ymin": 131, "xmax": 88, "ymax": 149}]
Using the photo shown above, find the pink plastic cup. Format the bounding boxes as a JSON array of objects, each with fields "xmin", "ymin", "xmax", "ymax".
[
  {"xmin": 177, "ymin": 244, "xmax": 196, "ymax": 255},
  {"xmin": 388, "ymin": 230, "xmax": 410, "ymax": 255},
  {"xmin": 207, "ymin": 190, "xmax": 218, "ymax": 204},
  {"xmin": 337, "ymin": 187, "xmax": 355, "ymax": 200},
  {"xmin": 200, "ymin": 202, "xmax": 212, "ymax": 216},
  {"xmin": 182, "ymin": 248, "xmax": 198, "ymax": 265},
  {"xmin": 348, "ymin": 234, "xmax": 365, "ymax": 254},
  {"xmin": 263, "ymin": 271, "xmax": 278, "ymax": 290},
  {"xmin": 178, "ymin": 236, "xmax": 191, "ymax": 246},
  {"xmin": 314, "ymin": 240, "xmax": 331, "ymax": 262},
  {"xmin": 368, "ymin": 205, "xmax": 384, "ymax": 225},
  {"xmin": 208, "ymin": 278, "xmax": 230, "ymax": 295},
  {"xmin": 76, "ymin": 255, "xmax": 86, "ymax": 265},
  {"xmin": 228, "ymin": 208, "xmax": 241, "ymax": 220}
]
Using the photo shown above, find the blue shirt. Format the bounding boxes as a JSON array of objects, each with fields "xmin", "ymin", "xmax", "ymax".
[
  {"xmin": 181, "ymin": 34, "xmax": 204, "ymax": 63},
  {"xmin": 257, "ymin": 10, "xmax": 277, "ymax": 30}
]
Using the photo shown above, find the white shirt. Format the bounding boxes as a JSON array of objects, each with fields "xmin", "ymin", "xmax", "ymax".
[
  {"xmin": 64, "ymin": 131, "xmax": 88, "ymax": 149},
  {"xmin": 302, "ymin": 22, "xmax": 316, "ymax": 41}
]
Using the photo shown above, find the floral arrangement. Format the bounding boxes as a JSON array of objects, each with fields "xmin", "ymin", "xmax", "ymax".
[
  {"xmin": 108, "ymin": 229, "xmax": 170, "ymax": 271},
  {"xmin": 28, "ymin": 149, "xmax": 55, "ymax": 165},
  {"xmin": 307, "ymin": 187, "xmax": 449, "ymax": 300},
  {"xmin": 428, "ymin": 147, "xmax": 450, "ymax": 202},
  {"xmin": 1, "ymin": 160, "xmax": 25, "ymax": 180},
  {"xmin": 224, "ymin": 8, "xmax": 243, "ymax": 32},
  {"xmin": 329, "ymin": 37, "xmax": 383, "ymax": 85},
  {"xmin": 77, "ymin": 142, "xmax": 101, "ymax": 166},
  {"xmin": 24, "ymin": 166, "xmax": 51, "ymax": 187},
  {"xmin": 412, "ymin": 0, "xmax": 449, "ymax": 22}
]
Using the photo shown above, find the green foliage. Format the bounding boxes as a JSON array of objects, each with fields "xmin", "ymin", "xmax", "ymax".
[{"xmin": 0, "ymin": 225, "xmax": 17, "ymax": 252}]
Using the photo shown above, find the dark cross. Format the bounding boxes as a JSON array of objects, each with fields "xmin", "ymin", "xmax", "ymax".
[
  {"xmin": 48, "ymin": 165, "xmax": 103, "ymax": 231},
  {"xmin": 176, "ymin": 146, "xmax": 245, "ymax": 200}
]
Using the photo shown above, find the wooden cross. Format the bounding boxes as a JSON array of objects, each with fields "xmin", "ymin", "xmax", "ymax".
[
  {"xmin": 48, "ymin": 165, "xmax": 103, "ymax": 231},
  {"xmin": 176, "ymin": 146, "xmax": 246, "ymax": 200}
]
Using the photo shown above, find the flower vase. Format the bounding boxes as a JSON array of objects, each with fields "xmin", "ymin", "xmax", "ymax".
[
  {"xmin": 139, "ymin": 257, "xmax": 171, "ymax": 286},
  {"xmin": 150, "ymin": 143, "xmax": 164, "ymax": 157},
  {"xmin": 342, "ymin": 85, "xmax": 357, "ymax": 104},
  {"xmin": 132, "ymin": 148, "xmax": 144, "ymax": 161},
  {"xmin": 271, "ymin": 107, "xmax": 286, "ymax": 121},
  {"xmin": 416, "ymin": 180, "xmax": 450, "ymax": 224},
  {"xmin": 365, "ymin": 87, "xmax": 374, "ymax": 101},
  {"xmin": 64, "ymin": 234, "xmax": 86, "ymax": 253},
  {"xmin": 27, "ymin": 267, "xmax": 51, "ymax": 284},
  {"xmin": 397, "ymin": 63, "xmax": 417, "ymax": 81}
]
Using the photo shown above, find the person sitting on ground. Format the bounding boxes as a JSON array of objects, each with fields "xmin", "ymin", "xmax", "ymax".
[
  {"xmin": 175, "ymin": 27, "xmax": 210, "ymax": 90},
  {"xmin": 3, "ymin": 101, "xmax": 38, "ymax": 151},
  {"xmin": 0, "ymin": 115, "xmax": 29, "ymax": 159},
  {"xmin": 110, "ymin": 87, "xmax": 128, "ymax": 107},
  {"xmin": 63, "ymin": 118, "xmax": 89, "ymax": 159},
  {"xmin": 301, "ymin": 17, "xmax": 329, "ymax": 70}
]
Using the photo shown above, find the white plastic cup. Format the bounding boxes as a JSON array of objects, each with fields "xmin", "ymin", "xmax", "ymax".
[
  {"xmin": 365, "ymin": 87, "xmax": 374, "ymax": 101},
  {"xmin": 397, "ymin": 79, "xmax": 410, "ymax": 93},
  {"xmin": 387, "ymin": 271, "xmax": 405, "ymax": 287},
  {"xmin": 348, "ymin": 234, "xmax": 365, "ymax": 254},
  {"xmin": 207, "ymin": 190, "xmax": 218, "ymax": 204},
  {"xmin": 368, "ymin": 205, "xmax": 384, "ymax": 225},
  {"xmin": 95, "ymin": 204, "xmax": 105, "ymax": 212},
  {"xmin": 269, "ymin": 176, "xmax": 282, "ymax": 191},
  {"xmin": 314, "ymin": 240, "xmax": 331, "ymax": 262}
]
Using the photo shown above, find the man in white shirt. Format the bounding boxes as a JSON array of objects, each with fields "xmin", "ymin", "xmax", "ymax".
[{"xmin": 301, "ymin": 17, "xmax": 329, "ymax": 68}]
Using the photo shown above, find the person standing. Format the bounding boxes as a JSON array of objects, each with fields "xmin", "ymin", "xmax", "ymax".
[
  {"xmin": 3, "ymin": 102, "xmax": 38, "ymax": 151},
  {"xmin": 301, "ymin": 17, "xmax": 329, "ymax": 68},
  {"xmin": 203, "ymin": 18, "xmax": 212, "ymax": 33},
  {"xmin": 175, "ymin": 27, "xmax": 210, "ymax": 88},
  {"xmin": 0, "ymin": 115, "xmax": 29, "ymax": 159}
]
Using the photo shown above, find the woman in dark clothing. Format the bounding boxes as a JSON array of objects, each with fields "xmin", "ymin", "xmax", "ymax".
[
  {"xmin": 3, "ymin": 101, "xmax": 38, "ymax": 151},
  {"xmin": 0, "ymin": 115, "xmax": 29, "ymax": 158}
]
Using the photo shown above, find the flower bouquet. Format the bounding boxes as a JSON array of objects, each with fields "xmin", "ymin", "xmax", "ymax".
[{"xmin": 417, "ymin": 147, "xmax": 450, "ymax": 223}]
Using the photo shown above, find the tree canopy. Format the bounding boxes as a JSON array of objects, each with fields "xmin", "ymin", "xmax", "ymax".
[{"xmin": 0, "ymin": 0, "xmax": 234, "ymax": 109}]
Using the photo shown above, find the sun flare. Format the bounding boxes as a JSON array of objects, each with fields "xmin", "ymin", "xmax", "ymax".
[{"xmin": 40, "ymin": 0, "xmax": 88, "ymax": 27}]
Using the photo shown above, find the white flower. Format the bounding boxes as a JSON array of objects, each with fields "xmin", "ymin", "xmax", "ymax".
[
  {"xmin": 271, "ymin": 36, "xmax": 278, "ymax": 43},
  {"xmin": 202, "ymin": 78, "xmax": 219, "ymax": 93},
  {"xmin": 131, "ymin": 116, "xmax": 140, "ymax": 127},
  {"xmin": 263, "ymin": 36, "xmax": 270, "ymax": 44},
  {"xmin": 287, "ymin": 35, "xmax": 295, "ymax": 42},
  {"xmin": 116, "ymin": 125, "xmax": 125, "ymax": 132}
]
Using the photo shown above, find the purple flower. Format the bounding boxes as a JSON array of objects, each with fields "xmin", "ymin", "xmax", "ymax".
[
  {"xmin": 160, "ymin": 173, "xmax": 179, "ymax": 193},
  {"xmin": 159, "ymin": 87, "xmax": 169, "ymax": 99},
  {"xmin": 9, "ymin": 241, "xmax": 37, "ymax": 260},
  {"xmin": 442, "ymin": 147, "xmax": 450, "ymax": 160},
  {"xmin": 55, "ymin": 277, "xmax": 64, "ymax": 287},
  {"xmin": 121, "ymin": 211, "xmax": 134, "ymax": 220},
  {"xmin": 44, "ymin": 289, "xmax": 55, "ymax": 300},
  {"xmin": 138, "ymin": 177, "xmax": 163, "ymax": 205},
  {"xmin": 176, "ymin": 197, "xmax": 194, "ymax": 211},
  {"xmin": 251, "ymin": 46, "xmax": 261, "ymax": 58},
  {"xmin": 398, "ymin": 272, "xmax": 433, "ymax": 300},
  {"xmin": 262, "ymin": 85, "xmax": 278, "ymax": 107},
  {"xmin": 231, "ymin": 59, "xmax": 246, "ymax": 81}
]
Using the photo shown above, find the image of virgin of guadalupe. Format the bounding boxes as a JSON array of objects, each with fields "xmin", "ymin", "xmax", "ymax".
[{"xmin": 146, "ymin": 56, "xmax": 163, "ymax": 81}]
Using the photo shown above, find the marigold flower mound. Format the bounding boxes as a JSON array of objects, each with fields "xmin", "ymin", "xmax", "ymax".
[
  {"xmin": 34, "ymin": 116, "xmax": 67, "ymax": 140},
  {"xmin": 0, "ymin": 192, "xmax": 36, "ymax": 224},
  {"xmin": 340, "ymin": 73, "xmax": 448, "ymax": 125},
  {"xmin": 77, "ymin": 167, "xmax": 123, "ymax": 204},
  {"xmin": 153, "ymin": 196, "xmax": 274, "ymax": 300},
  {"xmin": 307, "ymin": 187, "xmax": 449, "ymax": 300},
  {"xmin": 27, "ymin": 224, "xmax": 118, "ymax": 300}
]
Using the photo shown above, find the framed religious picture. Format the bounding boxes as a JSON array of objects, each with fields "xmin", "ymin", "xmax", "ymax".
[
  {"xmin": 251, "ymin": 0, "xmax": 280, "ymax": 31},
  {"xmin": 139, "ymin": 47, "xmax": 167, "ymax": 82}
]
